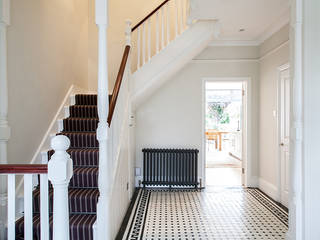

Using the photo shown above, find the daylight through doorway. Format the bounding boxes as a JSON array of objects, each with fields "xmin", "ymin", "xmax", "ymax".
[{"xmin": 205, "ymin": 82, "xmax": 243, "ymax": 187}]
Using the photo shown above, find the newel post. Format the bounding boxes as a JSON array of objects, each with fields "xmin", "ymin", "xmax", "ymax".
[
  {"xmin": 48, "ymin": 136, "xmax": 73, "ymax": 240},
  {"xmin": 0, "ymin": 0, "xmax": 11, "ymax": 238},
  {"xmin": 95, "ymin": 0, "xmax": 111, "ymax": 239}
]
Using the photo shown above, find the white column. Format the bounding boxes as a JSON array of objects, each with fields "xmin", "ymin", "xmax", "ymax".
[
  {"xmin": 48, "ymin": 136, "xmax": 73, "ymax": 240},
  {"xmin": 0, "ymin": 0, "xmax": 11, "ymax": 238},
  {"xmin": 288, "ymin": 1, "xmax": 303, "ymax": 240},
  {"xmin": 95, "ymin": 0, "xmax": 111, "ymax": 239}
]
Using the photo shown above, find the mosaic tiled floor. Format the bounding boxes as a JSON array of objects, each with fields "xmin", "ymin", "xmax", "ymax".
[{"xmin": 121, "ymin": 188, "xmax": 288, "ymax": 240}]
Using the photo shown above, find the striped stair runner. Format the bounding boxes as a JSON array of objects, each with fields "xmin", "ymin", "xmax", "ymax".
[{"xmin": 16, "ymin": 94, "xmax": 105, "ymax": 240}]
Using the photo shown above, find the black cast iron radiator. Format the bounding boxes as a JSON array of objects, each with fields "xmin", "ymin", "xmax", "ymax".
[{"xmin": 142, "ymin": 148, "xmax": 199, "ymax": 188}]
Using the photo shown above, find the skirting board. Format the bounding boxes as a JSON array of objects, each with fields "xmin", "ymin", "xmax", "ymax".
[
  {"xmin": 16, "ymin": 85, "xmax": 95, "ymax": 197},
  {"xmin": 259, "ymin": 177, "xmax": 279, "ymax": 202}
]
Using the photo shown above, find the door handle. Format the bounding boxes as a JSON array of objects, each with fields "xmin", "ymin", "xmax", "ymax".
[{"xmin": 280, "ymin": 143, "xmax": 284, "ymax": 146}]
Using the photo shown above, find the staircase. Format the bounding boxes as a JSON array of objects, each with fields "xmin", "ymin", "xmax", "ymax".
[
  {"xmin": 15, "ymin": 94, "xmax": 103, "ymax": 239},
  {"xmin": 0, "ymin": 0, "xmax": 217, "ymax": 239}
]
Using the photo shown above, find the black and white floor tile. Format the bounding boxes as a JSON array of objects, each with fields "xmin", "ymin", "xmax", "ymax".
[{"xmin": 122, "ymin": 188, "xmax": 288, "ymax": 240}]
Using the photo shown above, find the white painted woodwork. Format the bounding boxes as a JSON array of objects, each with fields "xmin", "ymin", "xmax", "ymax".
[
  {"xmin": 166, "ymin": 3, "xmax": 170, "ymax": 44},
  {"xmin": 161, "ymin": 7, "xmax": 165, "ymax": 49},
  {"xmin": 288, "ymin": 1, "xmax": 303, "ymax": 239},
  {"xmin": 48, "ymin": 135, "xmax": 73, "ymax": 240},
  {"xmin": 132, "ymin": 21, "xmax": 217, "ymax": 109},
  {"xmin": 125, "ymin": 20, "xmax": 132, "ymax": 46},
  {"xmin": 137, "ymin": 27, "xmax": 141, "ymax": 68},
  {"xmin": 156, "ymin": 11, "xmax": 160, "ymax": 53},
  {"xmin": 24, "ymin": 174, "xmax": 33, "ymax": 240},
  {"xmin": 95, "ymin": 0, "xmax": 111, "ymax": 239},
  {"xmin": 179, "ymin": 0, "xmax": 183, "ymax": 34},
  {"xmin": 147, "ymin": 19, "xmax": 151, "ymax": 61},
  {"xmin": 142, "ymin": 22, "xmax": 146, "ymax": 65},
  {"xmin": 131, "ymin": 0, "xmax": 190, "ymax": 70},
  {"xmin": 174, "ymin": 0, "xmax": 179, "ymax": 37},
  {"xmin": 0, "ymin": 0, "xmax": 11, "ymax": 237},
  {"xmin": 277, "ymin": 66, "xmax": 290, "ymax": 207},
  {"xmin": 40, "ymin": 174, "xmax": 49, "ymax": 240},
  {"xmin": 7, "ymin": 175, "xmax": 15, "ymax": 240}
]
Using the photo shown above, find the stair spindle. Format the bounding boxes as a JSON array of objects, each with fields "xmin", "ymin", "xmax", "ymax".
[
  {"xmin": 137, "ymin": 27, "xmax": 141, "ymax": 69},
  {"xmin": 180, "ymin": 0, "xmax": 183, "ymax": 33},
  {"xmin": 156, "ymin": 11, "xmax": 160, "ymax": 53},
  {"xmin": 175, "ymin": 0, "xmax": 179, "ymax": 36},
  {"xmin": 24, "ymin": 174, "xmax": 33, "ymax": 240},
  {"xmin": 161, "ymin": 7, "xmax": 165, "ymax": 49},
  {"xmin": 166, "ymin": 2, "xmax": 170, "ymax": 44},
  {"xmin": 7, "ymin": 175, "xmax": 15, "ymax": 240},
  {"xmin": 40, "ymin": 174, "xmax": 49, "ymax": 240},
  {"xmin": 142, "ymin": 22, "xmax": 146, "ymax": 65},
  {"xmin": 148, "ymin": 18, "xmax": 151, "ymax": 61}
]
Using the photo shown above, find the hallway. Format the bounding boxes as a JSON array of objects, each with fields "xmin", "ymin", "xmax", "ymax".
[{"xmin": 121, "ymin": 188, "xmax": 288, "ymax": 239}]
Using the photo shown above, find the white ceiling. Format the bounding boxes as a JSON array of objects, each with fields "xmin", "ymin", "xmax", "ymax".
[{"xmin": 189, "ymin": 0, "xmax": 290, "ymax": 43}]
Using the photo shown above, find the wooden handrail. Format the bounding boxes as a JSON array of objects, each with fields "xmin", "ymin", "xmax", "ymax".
[
  {"xmin": 0, "ymin": 164, "xmax": 48, "ymax": 174},
  {"xmin": 108, "ymin": 45, "xmax": 131, "ymax": 125},
  {"xmin": 132, "ymin": 0, "xmax": 170, "ymax": 32}
]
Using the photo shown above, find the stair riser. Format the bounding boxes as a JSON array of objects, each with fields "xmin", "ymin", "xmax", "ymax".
[
  {"xmin": 48, "ymin": 150, "xmax": 99, "ymax": 167},
  {"xmin": 15, "ymin": 215, "xmax": 96, "ymax": 240},
  {"xmin": 63, "ymin": 119, "xmax": 98, "ymax": 132},
  {"xmin": 69, "ymin": 106, "xmax": 98, "ymax": 118},
  {"xmin": 58, "ymin": 133, "xmax": 99, "ymax": 148},
  {"xmin": 69, "ymin": 171, "xmax": 98, "ymax": 188},
  {"xmin": 33, "ymin": 190, "xmax": 98, "ymax": 214}
]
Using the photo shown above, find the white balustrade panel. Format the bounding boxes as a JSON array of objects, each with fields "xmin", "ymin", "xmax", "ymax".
[
  {"xmin": 133, "ymin": 0, "xmax": 190, "ymax": 71},
  {"xmin": 6, "ymin": 173, "xmax": 50, "ymax": 240}
]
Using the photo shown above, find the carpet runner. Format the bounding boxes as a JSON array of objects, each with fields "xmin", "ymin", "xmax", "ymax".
[{"xmin": 16, "ymin": 94, "xmax": 103, "ymax": 240}]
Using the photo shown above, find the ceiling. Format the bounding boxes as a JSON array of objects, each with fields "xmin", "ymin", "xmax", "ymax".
[{"xmin": 189, "ymin": 0, "xmax": 290, "ymax": 43}]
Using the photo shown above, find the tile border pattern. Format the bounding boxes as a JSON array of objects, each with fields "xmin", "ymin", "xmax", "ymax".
[{"xmin": 122, "ymin": 188, "xmax": 288, "ymax": 240}]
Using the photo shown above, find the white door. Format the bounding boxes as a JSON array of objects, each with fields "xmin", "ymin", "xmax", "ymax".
[
  {"xmin": 279, "ymin": 68, "xmax": 290, "ymax": 207},
  {"xmin": 241, "ymin": 83, "xmax": 247, "ymax": 186}
]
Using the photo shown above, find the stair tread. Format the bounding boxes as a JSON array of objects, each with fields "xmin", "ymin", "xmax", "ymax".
[{"xmin": 63, "ymin": 118, "xmax": 98, "ymax": 132}]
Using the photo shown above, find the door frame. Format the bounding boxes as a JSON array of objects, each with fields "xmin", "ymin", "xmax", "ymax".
[
  {"xmin": 276, "ymin": 63, "xmax": 290, "ymax": 205},
  {"xmin": 201, "ymin": 77, "xmax": 250, "ymax": 188}
]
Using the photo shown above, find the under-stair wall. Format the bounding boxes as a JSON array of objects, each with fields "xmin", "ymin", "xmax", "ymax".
[{"xmin": 135, "ymin": 45, "xmax": 261, "ymax": 188}]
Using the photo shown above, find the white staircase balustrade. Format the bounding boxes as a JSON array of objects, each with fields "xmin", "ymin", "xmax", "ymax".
[
  {"xmin": 48, "ymin": 135, "xmax": 73, "ymax": 240},
  {"xmin": 1, "ymin": 166, "xmax": 49, "ymax": 240},
  {"xmin": 132, "ymin": 0, "xmax": 189, "ymax": 71},
  {"xmin": 0, "ymin": 135, "xmax": 72, "ymax": 240}
]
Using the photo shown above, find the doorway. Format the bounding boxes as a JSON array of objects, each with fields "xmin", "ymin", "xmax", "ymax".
[
  {"xmin": 277, "ymin": 64, "xmax": 290, "ymax": 207},
  {"xmin": 204, "ymin": 81, "xmax": 246, "ymax": 187}
]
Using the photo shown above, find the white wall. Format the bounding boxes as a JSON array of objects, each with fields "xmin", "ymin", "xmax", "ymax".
[
  {"xmin": 7, "ymin": 0, "xmax": 89, "ymax": 164},
  {"xmin": 258, "ymin": 25, "xmax": 289, "ymax": 197},
  {"xmin": 135, "ymin": 47, "xmax": 260, "ymax": 186},
  {"xmin": 302, "ymin": 0, "xmax": 320, "ymax": 238}
]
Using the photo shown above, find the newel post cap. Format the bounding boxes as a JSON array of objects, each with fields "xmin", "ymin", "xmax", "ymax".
[
  {"xmin": 48, "ymin": 135, "xmax": 73, "ymax": 184},
  {"xmin": 51, "ymin": 135, "xmax": 70, "ymax": 151}
]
